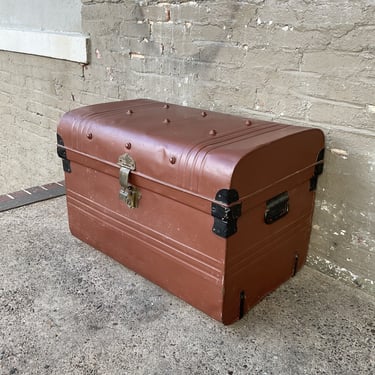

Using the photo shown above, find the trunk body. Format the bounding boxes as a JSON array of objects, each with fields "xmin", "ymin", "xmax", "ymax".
[{"xmin": 57, "ymin": 99, "xmax": 324, "ymax": 324}]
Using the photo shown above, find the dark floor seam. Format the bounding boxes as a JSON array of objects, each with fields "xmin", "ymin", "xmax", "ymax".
[{"xmin": 0, "ymin": 181, "xmax": 65, "ymax": 213}]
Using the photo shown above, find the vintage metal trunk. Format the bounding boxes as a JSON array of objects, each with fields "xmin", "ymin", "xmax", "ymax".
[{"xmin": 57, "ymin": 99, "xmax": 324, "ymax": 325}]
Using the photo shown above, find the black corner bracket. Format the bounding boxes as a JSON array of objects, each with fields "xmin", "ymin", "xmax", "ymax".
[
  {"xmin": 57, "ymin": 134, "xmax": 71, "ymax": 173},
  {"xmin": 310, "ymin": 148, "xmax": 325, "ymax": 191},
  {"xmin": 212, "ymin": 189, "xmax": 242, "ymax": 238}
]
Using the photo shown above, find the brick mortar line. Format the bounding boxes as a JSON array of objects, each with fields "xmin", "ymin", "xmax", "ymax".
[
  {"xmin": 234, "ymin": 108, "xmax": 375, "ymax": 138},
  {"xmin": 0, "ymin": 181, "xmax": 66, "ymax": 213}
]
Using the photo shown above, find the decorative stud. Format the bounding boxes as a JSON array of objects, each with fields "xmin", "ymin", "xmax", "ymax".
[
  {"xmin": 163, "ymin": 104, "xmax": 170, "ymax": 109},
  {"xmin": 209, "ymin": 129, "xmax": 217, "ymax": 136},
  {"xmin": 87, "ymin": 132, "xmax": 93, "ymax": 140},
  {"xmin": 245, "ymin": 120, "xmax": 252, "ymax": 126},
  {"xmin": 201, "ymin": 111, "xmax": 207, "ymax": 117},
  {"xmin": 126, "ymin": 109, "xmax": 133, "ymax": 115},
  {"xmin": 169, "ymin": 156, "xmax": 176, "ymax": 164},
  {"xmin": 125, "ymin": 142, "xmax": 132, "ymax": 150},
  {"xmin": 163, "ymin": 118, "xmax": 171, "ymax": 124}
]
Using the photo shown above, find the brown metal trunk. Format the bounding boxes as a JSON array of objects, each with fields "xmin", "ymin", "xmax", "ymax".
[{"xmin": 57, "ymin": 99, "xmax": 324, "ymax": 324}]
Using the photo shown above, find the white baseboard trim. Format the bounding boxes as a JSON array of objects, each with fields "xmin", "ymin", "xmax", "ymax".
[{"xmin": 0, "ymin": 28, "xmax": 89, "ymax": 63}]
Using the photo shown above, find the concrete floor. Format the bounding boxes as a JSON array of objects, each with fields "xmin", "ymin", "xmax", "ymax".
[{"xmin": 1, "ymin": 197, "xmax": 374, "ymax": 375}]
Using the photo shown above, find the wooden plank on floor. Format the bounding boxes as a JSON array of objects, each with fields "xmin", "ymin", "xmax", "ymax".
[{"xmin": 0, "ymin": 181, "xmax": 65, "ymax": 212}]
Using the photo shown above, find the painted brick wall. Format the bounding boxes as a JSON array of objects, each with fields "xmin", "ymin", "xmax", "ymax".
[
  {"xmin": 0, "ymin": 0, "xmax": 374, "ymax": 294},
  {"xmin": 0, "ymin": 53, "xmax": 84, "ymax": 192}
]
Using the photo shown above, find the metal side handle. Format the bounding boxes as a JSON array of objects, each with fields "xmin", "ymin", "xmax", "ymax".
[{"xmin": 264, "ymin": 191, "xmax": 289, "ymax": 224}]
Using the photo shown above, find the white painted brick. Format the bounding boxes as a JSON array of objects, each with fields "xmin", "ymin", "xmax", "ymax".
[
  {"xmin": 308, "ymin": 101, "xmax": 375, "ymax": 130},
  {"xmin": 302, "ymin": 51, "xmax": 375, "ymax": 79}
]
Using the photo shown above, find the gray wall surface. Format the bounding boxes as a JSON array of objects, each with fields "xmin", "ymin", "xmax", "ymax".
[
  {"xmin": 0, "ymin": 0, "xmax": 82, "ymax": 32},
  {"xmin": 0, "ymin": 0, "xmax": 374, "ymax": 295}
]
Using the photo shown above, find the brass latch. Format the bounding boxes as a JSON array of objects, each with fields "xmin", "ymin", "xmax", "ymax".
[{"xmin": 117, "ymin": 153, "xmax": 141, "ymax": 208}]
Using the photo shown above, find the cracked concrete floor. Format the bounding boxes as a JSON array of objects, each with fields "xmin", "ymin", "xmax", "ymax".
[{"xmin": 1, "ymin": 197, "xmax": 374, "ymax": 374}]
